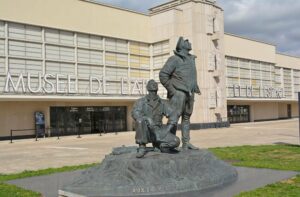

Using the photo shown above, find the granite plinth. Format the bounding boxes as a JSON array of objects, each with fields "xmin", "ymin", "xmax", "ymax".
[{"xmin": 59, "ymin": 147, "xmax": 238, "ymax": 197}]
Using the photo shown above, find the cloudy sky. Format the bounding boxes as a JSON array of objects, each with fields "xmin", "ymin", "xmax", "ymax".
[{"xmin": 96, "ymin": 0, "xmax": 300, "ymax": 56}]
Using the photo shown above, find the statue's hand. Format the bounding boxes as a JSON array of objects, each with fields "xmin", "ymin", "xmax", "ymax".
[
  {"xmin": 136, "ymin": 117, "xmax": 144, "ymax": 123},
  {"xmin": 163, "ymin": 79, "xmax": 176, "ymax": 97},
  {"xmin": 144, "ymin": 117, "xmax": 154, "ymax": 128},
  {"xmin": 195, "ymin": 88, "xmax": 201, "ymax": 95},
  {"xmin": 167, "ymin": 86, "xmax": 177, "ymax": 98}
]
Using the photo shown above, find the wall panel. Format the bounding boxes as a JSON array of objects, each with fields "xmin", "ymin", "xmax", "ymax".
[
  {"xmin": 45, "ymin": 62, "xmax": 75, "ymax": 75},
  {"xmin": 78, "ymin": 64, "xmax": 103, "ymax": 79}
]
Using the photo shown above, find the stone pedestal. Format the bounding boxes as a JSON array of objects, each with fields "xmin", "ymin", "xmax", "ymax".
[{"xmin": 59, "ymin": 147, "xmax": 238, "ymax": 197}]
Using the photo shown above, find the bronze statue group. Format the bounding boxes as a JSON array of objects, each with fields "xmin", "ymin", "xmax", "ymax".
[{"xmin": 132, "ymin": 37, "xmax": 201, "ymax": 158}]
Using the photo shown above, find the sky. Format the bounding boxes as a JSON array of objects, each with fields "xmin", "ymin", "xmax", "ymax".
[{"xmin": 95, "ymin": 0, "xmax": 300, "ymax": 56}]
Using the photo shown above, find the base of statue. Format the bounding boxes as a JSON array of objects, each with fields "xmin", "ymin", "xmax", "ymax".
[{"xmin": 59, "ymin": 146, "xmax": 238, "ymax": 197}]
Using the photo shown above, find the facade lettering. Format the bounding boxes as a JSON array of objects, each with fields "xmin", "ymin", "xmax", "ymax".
[
  {"xmin": 67, "ymin": 75, "xmax": 77, "ymax": 94},
  {"xmin": 89, "ymin": 76, "xmax": 103, "ymax": 94},
  {"xmin": 232, "ymin": 85, "xmax": 284, "ymax": 98},
  {"xmin": 56, "ymin": 74, "xmax": 65, "ymax": 94},
  {"xmin": 27, "ymin": 73, "xmax": 42, "ymax": 93},
  {"xmin": 43, "ymin": 74, "xmax": 55, "ymax": 93},
  {"xmin": 3, "ymin": 72, "xmax": 148, "ymax": 96},
  {"xmin": 5, "ymin": 72, "xmax": 26, "ymax": 93}
]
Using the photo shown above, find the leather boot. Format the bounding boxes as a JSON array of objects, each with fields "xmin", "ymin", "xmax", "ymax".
[
  {"xmin": 136, "ymin": 145, "xmax": 146, "ymax": 158},
  {"xmin": 182, "ymin": 142, "xmax": 199, "ymax": 150},
  {"xmin": 159, "ymin": 143, "xmax": 170, "ymax": 153},
  {"xmin": 181, "ymin": 119, "xmax": 199, "ymax": 150}
]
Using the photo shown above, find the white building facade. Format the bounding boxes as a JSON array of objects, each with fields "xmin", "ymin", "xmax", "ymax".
[{"xmin": 0, "ymin": 0, "xmax": 298, "ymax": 139}]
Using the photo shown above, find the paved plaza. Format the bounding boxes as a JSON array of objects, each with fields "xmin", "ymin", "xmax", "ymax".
[{"xmin": 0, "ymin": 119, "xmax": 299, "ymax": 174}]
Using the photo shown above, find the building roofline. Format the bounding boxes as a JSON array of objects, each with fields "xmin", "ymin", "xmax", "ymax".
[
  {"xmin": 276, "ymin": 52, "xmax": 300, "ymax": 59},
  {"xmin": 225, "ymin": 32, "xmax": 276, "ymax": 47},
  {"xmin": 225, "ymin": 33, "xmax": 300, "ymax": 59},
  {"xmin": 149, "ymin": 0, "xmax": 188, "ymax": 10},
  {"xmin": 149, "ymin": 0, "xmax": 223, "ymax": 15},
  {"xmin": 79, "ymin": 0, "xmax": 149, "ymax": 16}
]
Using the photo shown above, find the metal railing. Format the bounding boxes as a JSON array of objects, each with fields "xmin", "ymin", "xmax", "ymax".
[
  {"xmin": 10, "ymin": 127, "xmax": 51, "ymax": 143},
  {"xmin": 9, "ymin": 125, "xmax": 119, "ymax": 143}
]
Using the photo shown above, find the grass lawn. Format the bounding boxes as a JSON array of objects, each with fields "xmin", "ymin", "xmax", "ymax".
[
  {"xmin": 0, "ymin": 183, "xmax": 40, "ymax": 197},
  {"xmin": 0, "ymin": 163, "xmax": 97, "ymax": 197},
  {"xmin": 209, "ymin": 144, "xmax": 300, "ymax": 171},
  {"xmin": 209, "ymin": 144, "xmax": 300, "ymax": 197},
  {"xmin": 236, "ymin": 175, "xmax": 300, "ymax": 197}
]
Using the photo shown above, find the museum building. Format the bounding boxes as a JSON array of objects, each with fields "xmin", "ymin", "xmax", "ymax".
[{"xmin": 0, "ymin": 0, "xmax": 299, "ymax": 139}]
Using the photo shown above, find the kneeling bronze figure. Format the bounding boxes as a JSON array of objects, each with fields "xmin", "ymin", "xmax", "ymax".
[{"xmin": 132, "ymin": 80, "xmax": 180, "ymax": 158}]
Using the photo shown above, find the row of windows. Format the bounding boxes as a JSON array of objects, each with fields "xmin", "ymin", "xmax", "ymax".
[
  {"xmin": 3, "ymin": 40, "xmax": 151, "ymax": 66},
  {"xmin": 0, "ymin": 21, "xmax": 167, "ymax": 57},
  {"xmin": 227, "ymin": 57, "xmax": 280, "ymax": 83},
  {"xmin": 0, "ymin": 21, "xmax": 171, "ymax": 77},
  {"xmin": 226, "ymin": 56, "xmax": 300, "ymax": 99},
  {"xmin": 227, "ymin": 67, "xmax": 273, "ymax": 80},
  {"xmin": 0, "ymin": 42, "xmax": 154, "ymax": 71},
  {"xmin": 226, "ymin": 57, "xmax": 273, "ymax": 71},
  {"xmin": 227, "ymin": 78, "xmax": 273, "ymax": 87},
  {"xmin": 3, "ymin": 59, "xmax": 151, "ymax": 80}
]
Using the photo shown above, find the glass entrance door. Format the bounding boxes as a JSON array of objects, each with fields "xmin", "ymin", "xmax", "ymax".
[
  {"xmin": 287, "ymin": 104, "xmax": 292, "ymax": 119},
  {"xmin": 50, "ymin": 106, "xmax": 127, "ymax": 136},
  {"xmin": 227, "ymin": 105, "xmax": 250, "ymax": 123},
  {"xmin": 91, "ymin": 111, "xmax": 105, "ymax": 134}
]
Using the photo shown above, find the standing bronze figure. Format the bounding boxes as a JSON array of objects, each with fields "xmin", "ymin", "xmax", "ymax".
[
  {"xmin": 132, "ymin": 80, "xmax": 180, "ymax": 158},
  {"xmin": 159, "ymin": 37, "xmax": 200, "ymax": 150}
]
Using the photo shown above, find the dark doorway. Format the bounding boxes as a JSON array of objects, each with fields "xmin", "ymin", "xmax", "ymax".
[
  {"xmin": 227, "ymin": 105, "xmax": 250, "ymax": 123},
  {"xmin": 91, "ymin": 111, "xmax": 105, "ymax": 134},
  {"xmin": 287, "ymin": 104, "xmax": 292, "ymax": 119},
  {"xmin": 50, "ymin": 106, "xmax": 127, "ymax": 136}
]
